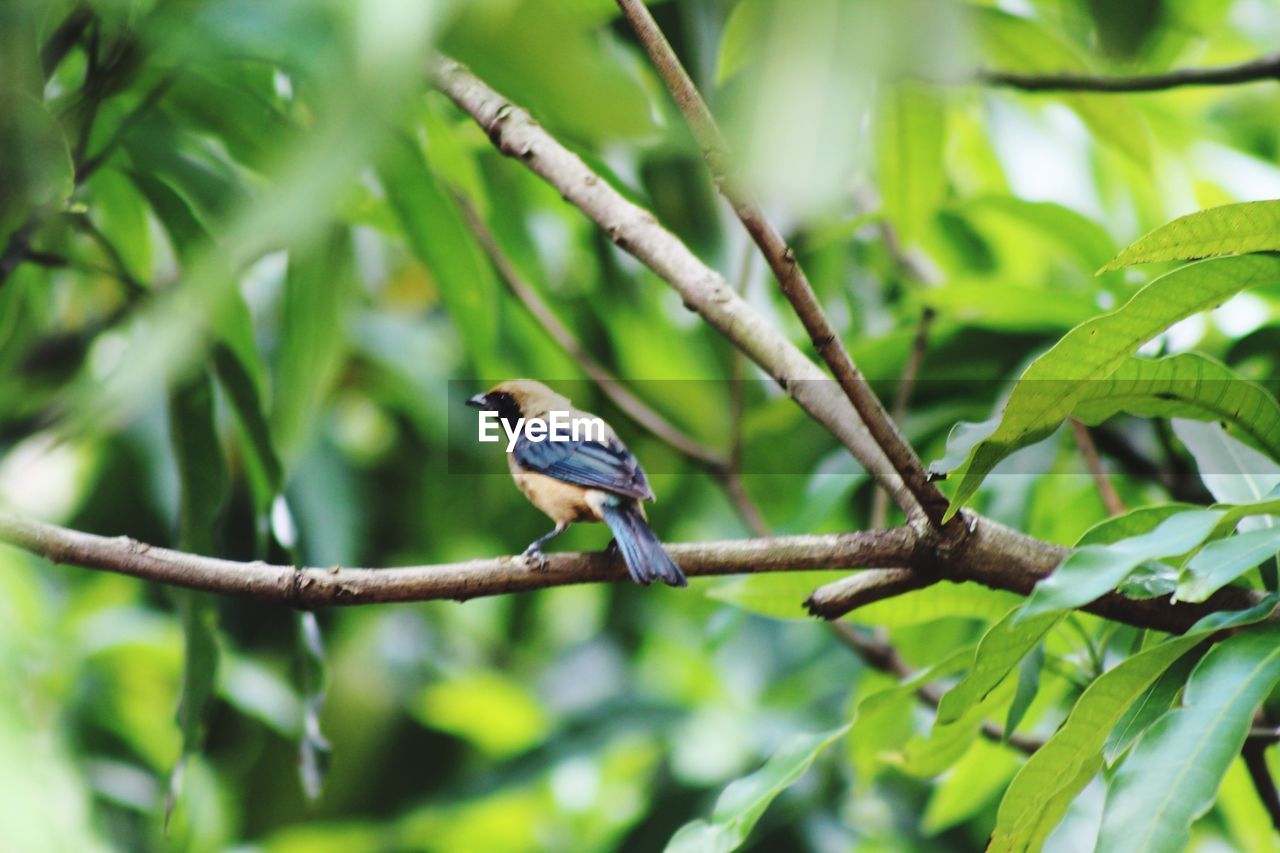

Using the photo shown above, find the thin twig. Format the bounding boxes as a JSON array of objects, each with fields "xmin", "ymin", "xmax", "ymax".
[
  {"xmin": 427, "ymin": 55, "xmax": 906, "ymax": 512},
  {"xmin": 1243, "ymin": 737, "xmax": 1280, "ymax": 832},
  {"xmin": 1070, "ymin": 419, "xmax": 1126, "ymax": 517},
  {"xmin": 718, "ymin": 243, "xmax": 769, "ymax": 536},
  {"xmin": 977, "ymin": 54, "xmax": 1280, "ymax": 93},
  {"xmin": 613, "ymin": 0, "xmax": 950, "ymax": 531},
  {"xmin": 42, "ymin": 5, "xmax": 94, "ymax": 81},
  {"xmin": 455, "ymin": 193, "xmax": 727, "ymax": 471},
  {"xmin": 829, "ymin": 622, "xmax": 1042, "ymax": 754},
  {"xmin": 871, "ymin": 307, "xmax": 935, "ymax": 528},
  {"xmin": 77, "ymin": 75, "xmax": 176, "ymax": 183}
]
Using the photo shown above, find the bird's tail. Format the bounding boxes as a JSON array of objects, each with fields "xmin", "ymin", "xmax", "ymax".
[{"xmin": 600, "ymin": 501, "xmax": 686, "ymax": 587}]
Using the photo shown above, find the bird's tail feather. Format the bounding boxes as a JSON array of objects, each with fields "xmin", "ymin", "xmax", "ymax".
[{"xmin": 600, "ymin": 502, "xmax": 686, "ymax": 587}]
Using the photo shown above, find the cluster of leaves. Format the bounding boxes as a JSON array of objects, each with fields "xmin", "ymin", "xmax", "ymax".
[{"xmin": 5, "ymin": 0, "xmax": 1280, "ymax": 851}]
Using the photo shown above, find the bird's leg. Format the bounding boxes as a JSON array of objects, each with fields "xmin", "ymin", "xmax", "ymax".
[{"xmin": 521, "ymin": 522, "xmax": 568, "ymax": 571}]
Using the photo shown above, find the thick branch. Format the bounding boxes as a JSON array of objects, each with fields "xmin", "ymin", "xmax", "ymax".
[
  {"xmin": 425, "ymin": 55, "xmax": 1272, "ymax": 637},
  {"xmin": 612, "ymin": 1, "xmax": 948, "ymax": 530},
  {"xmin": 427, "ymin": 56, "xmax": 910, "ymax": 513},
  {"xmin": 0, "ymin": 511, "xmax": 916, "ymax": 607},
  {"xmin": 978, "ymin": 54, "xmax": 1280, "ymax": 93},
  {"xmin": 807, "ymin": 568, "xmax": 936, "ymax": 618}
]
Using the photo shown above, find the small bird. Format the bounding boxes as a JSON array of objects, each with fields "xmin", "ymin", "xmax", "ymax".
[{"xmin": 467, "ymin": 380, "xmax": 686, "ymax": 587}]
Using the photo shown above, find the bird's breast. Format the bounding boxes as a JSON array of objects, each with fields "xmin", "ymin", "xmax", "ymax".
[{"xmin": 510, "ymin": 465, "xmax": 604, "ymax": 524}]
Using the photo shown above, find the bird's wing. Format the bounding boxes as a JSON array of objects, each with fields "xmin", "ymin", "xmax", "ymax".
[{"xmin": 514, "ymin": 435, "xmax": 654, "ymax": 501}]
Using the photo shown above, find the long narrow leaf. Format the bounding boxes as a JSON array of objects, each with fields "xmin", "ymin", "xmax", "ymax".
[{"xmin": 1097, "ymin": 624, "xmax": 1280, "ymax": 853}]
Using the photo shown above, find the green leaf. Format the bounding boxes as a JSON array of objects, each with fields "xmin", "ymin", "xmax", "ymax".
[
  {"xmin": 165, "ymin": 372, "xmax": 227, "ymax": 827},
  {"xmin": 0, "ymin": 92, "xmax": 73, "ymax": 241},
  {"xmin": 706, "ymin": 575, "xmax": 1021, "ymax": 624},
  {"xmin": 273, "ymin": 228, "xmax": 360, "ymax": 460},
  {"xmin": 936, "ymin": 608, "xmax": 1060, "ymax": 726},
  {"xmin": 849, "ymin": 647, "xmax": 973, "ymax": 783},
  {"xmin": 972, "ymin": 8, "xmax": 1149, "ymax": 166},
  {"xmin": 876, "ymin": 81, "xmax": 946, "ymax": 244},
  {"xmin": 989, "ymin": 598, "xmax": 1278, "ymax": 852},
  {"xmin": 1018, "ymin": 510, "xmax": 1224, "ymax": 620},
  {"xmin": 1174, "ymin": 527, "xmax": 1280, "ymax": 602},
  {"xmin": 717, "ymin": 0, "xmax": 769, "ymax": 84},
  {"xmin": 212, "ymin": 344, "xmax": 284, "ymax": 513},
  {"xmin": 946, "ymin": 254, "xmax": 1280, "ymax": 516},
  {"xmin": 1004, "ymin": 642, "xmax": 1043, "ymax": 740},
  {"xmin": 1071, "ymin": 353, "xmax": 1280, "ymax": 463},
  {"xmin": 1018, "ymin": 504, "xmax": 1218, "ymax": 617},
  {"xmin": 296, "ymin": 610, "xmax": 331, "ymax": 802},
  {"xmin": 921, "ymin": 739, "xmax": 1022, "ymax": 836},
  {"xmin": 1173, "ymin": 419, "xmax": 1280, "ymax": 506},
  {"xmin": 1097, "ymin": 624, "xmax": 1280, "ymax": 853},
  {"xmin": 1076, "ymin": 503, "xmax": 1200, "ymax": 546},
  {"xmin": 376, "ymin": 134, "xmax": 498, "ymax": 373},
  {"xmin": 1102, "ymin": 200, "xmax": 1280, "ymax": 271},
  {"xmin": 1103, "ymin": 645, "xmax": 1204, "ymax": 765},
  {"xmin": 666, "ymin": 724, "xmax": 850, "ymax": 853}
]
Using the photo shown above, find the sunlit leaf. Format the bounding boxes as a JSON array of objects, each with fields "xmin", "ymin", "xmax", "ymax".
[
  {"xmin": 1102, "ymin": 200, "xmax": 1280, "ymax": 271},
  {"xmin": 1071, "ymin": 353, "xmax": 1280, "ymax": 463},
  {"xmin": 936, "ymin": 607, "xmax": 1060, "ymax": 725},
  {"xmin": 876, "ymin": 81, "xmax": 946, "ymax": 244},
  {"xmin": 946, "ymin": 254, "xmax": 1280, "ymax": 516}
]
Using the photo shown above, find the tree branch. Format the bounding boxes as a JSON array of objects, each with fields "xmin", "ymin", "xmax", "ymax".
[
  {"xmin": 871, "ymin": 307, "xmax": 934, "ymax": 528},
  {"xmin": 455, "ymin": 193, "xmax": 727, "ymax": 472},
  {"xmin": 1071, "ymin": 419, "xmax": 1126, "ymax": 517},
  {"xmin": 1243, "ymin": 737, "xmax": 1280, "ymax": 832},
  {"xmin": 978, "ymin": 54, "xmax": 1280, "ymax": 93},
  {"xmin": 426, "ymin": 55, "xmax": 911, "ymax": 518},
  {"xmin": 424, "ymin": 54, "xmax": 1273, "ymax": 637},
  {"xmin": 0, "ymin": 511, "xmax": 915, "ymax": 606},
  {"xmin": 612, "ymin": 0, "xmax": 949, "ymax": 531}
]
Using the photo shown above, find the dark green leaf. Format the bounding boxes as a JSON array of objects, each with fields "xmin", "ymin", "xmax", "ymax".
[
  {"xmin": 165, "ymin": 371, "xmax": 227, "ymax": 827},
  {"xmin": 947, "ymin": 254, "xmax": 1280, "ymax": 516},
  {"xmin": 990, "ymin": 597, "xmax": 1279, "ymax": 852},
  {"xmin": 1097, "ymin": 624, "xmax": 1280, "ymax": 853},
  {"xmin": 1019, "ymin": 510, "xmax": 1224, "ymax": 619}
]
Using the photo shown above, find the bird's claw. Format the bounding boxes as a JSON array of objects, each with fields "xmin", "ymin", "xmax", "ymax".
[
  {"xmin": 521, "ymin": 546, "xmax": 548, "ymax": 572},
  {"xmin": 605, "ymin": 538, "xmax": 620, "ymax": 557}
]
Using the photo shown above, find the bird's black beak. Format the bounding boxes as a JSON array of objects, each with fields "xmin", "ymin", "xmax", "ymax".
[{"xmin": 466, "ymin": 393, "xmax": 489, "ymax": 409}]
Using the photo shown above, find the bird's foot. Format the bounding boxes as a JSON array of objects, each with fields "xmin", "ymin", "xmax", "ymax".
[
  {"xmin": 521, "ymin": 545, "xmax": 548, "ymax": 572},
  {"xmin": 605, "ymin": 538, "xmax": 620, "ymax": 557}
]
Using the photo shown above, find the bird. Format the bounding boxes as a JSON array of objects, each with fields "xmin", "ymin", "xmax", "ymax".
[{"xmin": 467, "ymin": 380, "xmax": 686, "ymax": 587}]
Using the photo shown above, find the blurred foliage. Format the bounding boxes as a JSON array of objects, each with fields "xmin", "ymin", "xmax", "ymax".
[{"xmin": 4, "ymin": 0, "xmax": 1280, "ymax": 851}]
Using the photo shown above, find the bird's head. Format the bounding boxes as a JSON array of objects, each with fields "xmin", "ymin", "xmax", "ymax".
[{"xmin": 467, "ymin": 379, "xmax": 572, "ymax": 422}]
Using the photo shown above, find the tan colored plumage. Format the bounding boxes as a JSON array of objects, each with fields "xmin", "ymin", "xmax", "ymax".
[{"xmin": 469, "ymin": 379, "xmax": 684, "ymax": 586}]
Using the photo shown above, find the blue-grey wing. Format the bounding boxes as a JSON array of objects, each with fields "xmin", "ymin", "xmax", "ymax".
[{"xmin": 514, "ymin": 436, "xmax": 654, "ymax": 500}]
